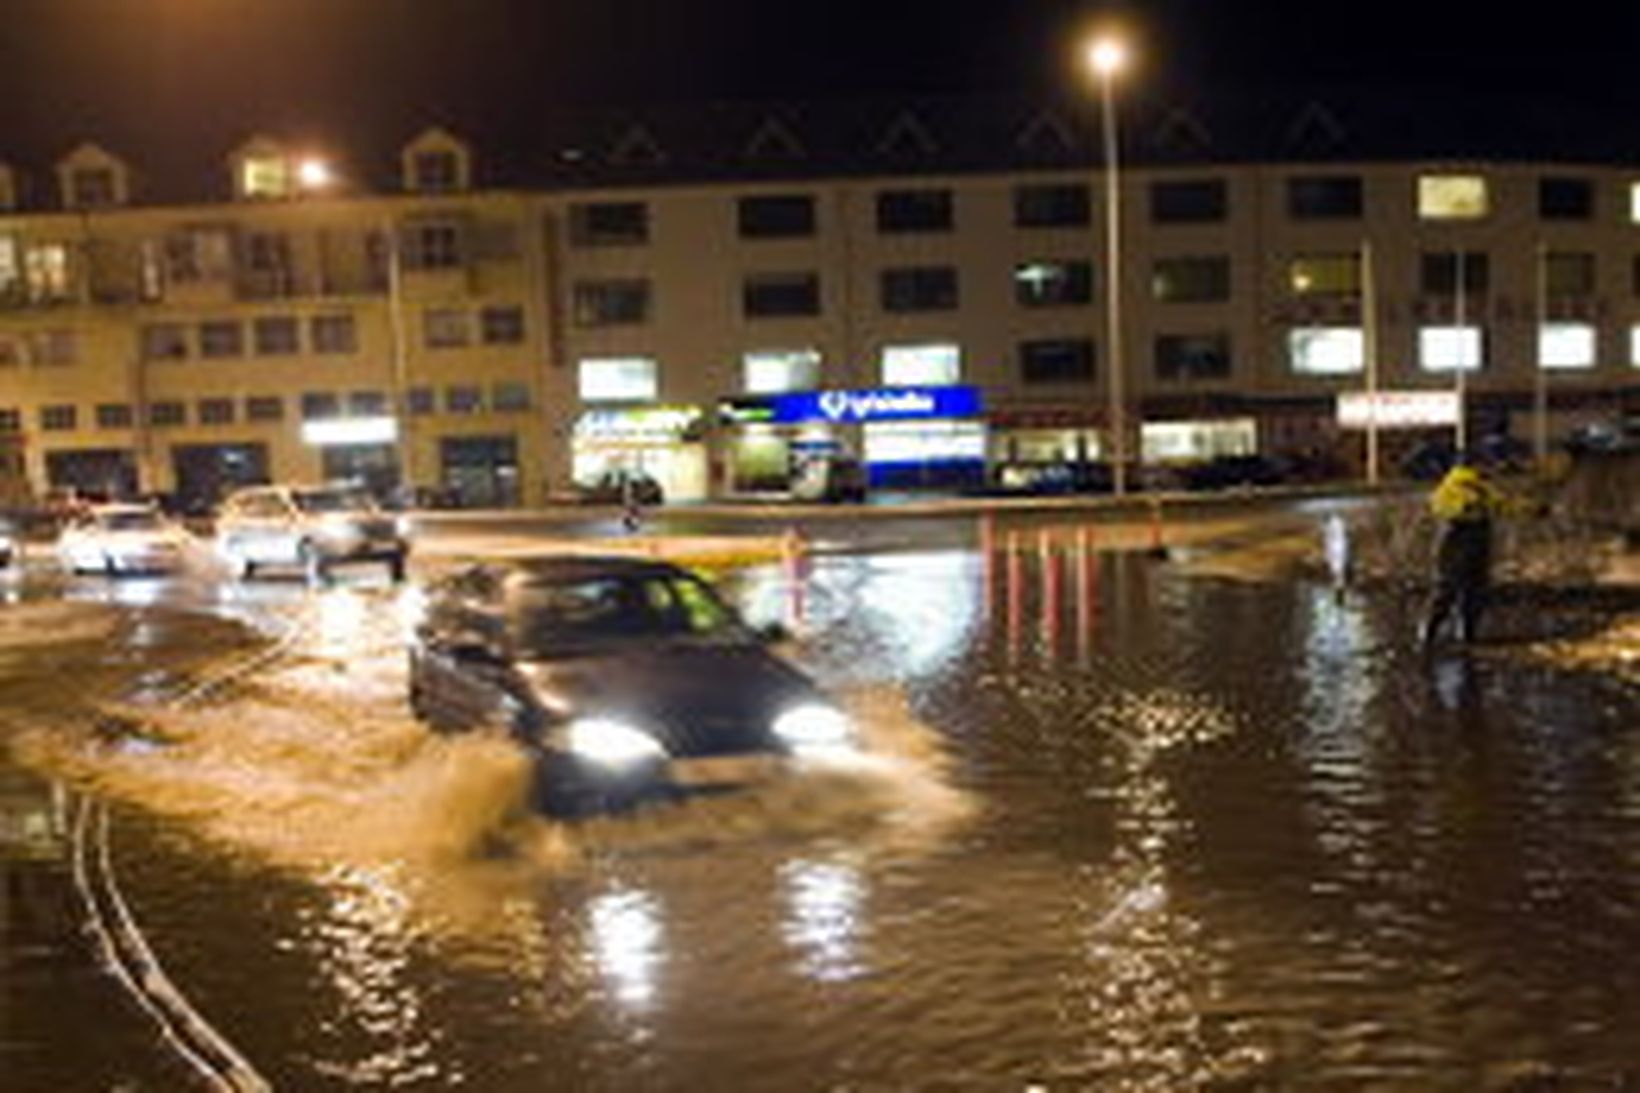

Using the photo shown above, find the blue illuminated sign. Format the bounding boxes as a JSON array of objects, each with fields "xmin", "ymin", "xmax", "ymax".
[{"xmin": 770, "ymin": 386, "xmax": 981, "ymax": 424}]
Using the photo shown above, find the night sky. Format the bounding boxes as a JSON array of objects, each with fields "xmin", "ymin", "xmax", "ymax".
[{"xmin": 1, "ymin": 0, "xmax": 1637, "ymax": 178}]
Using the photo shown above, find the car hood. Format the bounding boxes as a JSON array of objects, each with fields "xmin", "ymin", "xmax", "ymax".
[{"xmin": 517, "ymin": 641, "xmax": 822, "ymax": 757}]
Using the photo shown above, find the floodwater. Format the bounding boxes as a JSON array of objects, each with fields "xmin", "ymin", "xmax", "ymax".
[{"xmin": 0, "ymin": 525, "xmax": 1636, "ymax": 1091}]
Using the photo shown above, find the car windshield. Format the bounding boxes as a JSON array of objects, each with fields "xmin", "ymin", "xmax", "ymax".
[
  {"xmin": 96, "ymin": 511, "xmax": 163, "ymax": 532},
  {"xmin": 509, "ymin": 573, "xmax": 743, "ymax": 655},
  {"xmin": 293, "ymin": 488, "xmax": 374, "ymax": 514}
]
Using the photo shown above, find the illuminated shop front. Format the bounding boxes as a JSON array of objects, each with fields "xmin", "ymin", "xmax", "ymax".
[
  {"xmin": 720, "ymin": 385, "xmax": 986, "ymax": 493},
  {"xmin": 988, "ymin": 407, "xmax": 1105, "ymax": 480},
  {"xmin": 1139, "ymin": 418, "xmax": 1258, "ymax": 463},
  {"xmin": 571, "ymin": 405, "xmax": 708, "ymax": 502},
  {"xmin": 302, "ymin": 416, "xmax": 402, "ymax": 498}
]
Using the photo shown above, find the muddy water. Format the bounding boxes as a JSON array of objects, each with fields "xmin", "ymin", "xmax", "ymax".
[{"xmin": 3, "ymin": 546, "xmax": 1638, "ymax": 1090}]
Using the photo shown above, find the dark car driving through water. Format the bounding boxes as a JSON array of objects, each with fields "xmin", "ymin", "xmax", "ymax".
[{"xmin": 408, "ymin": 556, "xmax": 855, "ymax": 816}]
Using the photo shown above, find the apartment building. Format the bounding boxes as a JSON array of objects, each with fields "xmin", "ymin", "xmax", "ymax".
[
  {"xmin": 0, "ymin": 128, "xmax": 560, "ymax": 508},
  {"xmin": 4, "ymin": 107, "xmax": 1638, "ymax": 506}
]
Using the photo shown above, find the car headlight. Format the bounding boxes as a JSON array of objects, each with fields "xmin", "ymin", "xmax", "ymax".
[
  {"xmin": 566, "ymin": 718, "xmax": 667, "ymax": 766},
  {"xmin": 772, "ymin": 703, "xmax": 855, "ymax": 753}
]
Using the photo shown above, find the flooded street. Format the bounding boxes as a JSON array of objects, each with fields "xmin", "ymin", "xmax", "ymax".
[{"xmin": 1, "ymin": 514, "xmax": 1636, "ymax": 1090}]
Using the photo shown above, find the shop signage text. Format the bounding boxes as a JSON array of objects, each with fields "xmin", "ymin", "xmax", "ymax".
[
  {"xmin": 1337, "ymin": 390, "xmax": 1460, "ymax": 430},
  {"xmin": 770, "ymin": 386, "xmax": 981, "ymax": 424}
]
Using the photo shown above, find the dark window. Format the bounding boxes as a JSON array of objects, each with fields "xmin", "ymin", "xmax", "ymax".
[
  {"xmin": 1420, "ymin": 252, "xmax": 1491, "ymax": 295},
  {"xmin": 1013, "ymin": 183, "xmax": 1090, "ymax": 228},
  {"xmin": 347, "ymin": 390, "xmax": 387, "ymax": 416},
  {"xmin": 481, "ymin": 305, "xmax": 526, "ymax": 344},
  {"xmin": 876, "ymin": 189, "xmax": 954, "ymax": 233},
  {"xmin": 71, "ymin": 168, "xmax": 117, "ymax": 208},
  {"xmin": 492, "ymin": 382, "xmax": 531, "ymax": 411},
  {"xmin": 1545, "ymin": 251, "xmax": 1597, "ymax": 296},
  {"xmin": 140, "ymin": 323, "xmax": 189, "ymax": 361},
  {"xmin": 404, "ymin": 221, "xmax": 464, "ymax": 270},
  {"xmin": 1015, "ymin": 260, "xmax": 1093, "ymax": 307},
  {"xmin": 253, "ymin": 315, "xmax": 300, "ymax": 355},
  {"xmin": 1286, "ymin": 176, "xmax": 1364, "ymax": 220},
  {"xmin": 406, "ymin": 387, "xmax": 436, "ymax": 415},
  {"xmin": 301, "ymin": 392, "xmax": 339, "ymax": 420},
  {"xmin": 445, "ymin": 385, "xmax": 483, "ymax": 414},
  {"xmin": 198, "ymin": 398, "xmax": 236, "ymax": 425},
  {"xmin": 1155, "ymin": 334, "xmax": 1232, "ymax": 380},
  {"xmin": 310, "ymin": 314, "xmax": 357, "ymax": 354},
  {"xmin": 1152, "ymin": 256, "xmax": 1231, "ymax": 303},
  {"xmin": 573, "ymin": 280, "xmax": 650, "ymax": 326},
  {"xmin": 199, "ymin": 320, "xmax": 244, "ymax": 358},
  {"xmin": 1539, "ymin": 176, "xmax": 1595, "ymax": 220},
  {"xmin": 738, "ymin": 194, "xmax": 816, "ymax": 239},
  {"xmin": 569, "ymin": 201, "xmax": 650, "ymax": 246},
  {"xmin": 40, "ymin": 404, "xmax": 77, "ymax": 431},
  {"xmin": 245, "ymin": 396, "xmax": 284, "ymax": 422},
  {"xmin": 1019, "ymin": 339, "xmax": 1096, "ymax": 384},
  {"xmin": 1150, "ymin": 179, "xmax": 1228, "ymax": 223},
  {"xmin": 880, "ymin": 266, "xmax": 959, "ymax": 312},
  {"xmin": 411, "ymin": 151, "xmax": 461, "ymax": 193},
  {"xmin": 0, "ymin": 408, "xmax": 20, "ymax": 432},
  {"xmin": 743, "ymin": 272, "xmax": 821, "ymax": 318},
  {"xmin": 148, "ymin": 401, "xmax": 186, "ymax": 428},
  {"xmin": 96, "ymin": 403, "xmax": 133, "ymax": 429}
]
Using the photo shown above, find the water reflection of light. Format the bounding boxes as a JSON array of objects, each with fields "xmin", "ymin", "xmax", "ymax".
[
  {"xmin": 588, "ymin": 887, "xmax": 665, "ymax": 1009},
  {"xmin": 316, "ymin": 588, "xmax": 370, "ymax": 658},
  {"xmin": 308, "ymin": 865, "xmax": 444, "ymax": 1085},
  {"xmin": 780, "ymin": 858, "xmax": 866, "ymax": 982}
]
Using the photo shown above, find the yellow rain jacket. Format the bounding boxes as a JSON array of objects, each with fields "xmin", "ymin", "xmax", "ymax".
[{"xmin": 1429, "ymin": 465, "xmax": 1504, "ymax": 522}]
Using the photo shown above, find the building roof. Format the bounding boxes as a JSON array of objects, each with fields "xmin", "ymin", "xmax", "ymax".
[{"xmin": 2, "ymin": 86, "xmax": 1637, "ymax": 211}]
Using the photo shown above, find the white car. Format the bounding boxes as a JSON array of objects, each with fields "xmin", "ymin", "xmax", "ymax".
[
  {"xmin": 0, "ymin": 518, "xmax": 17, "ymax": 568},
  {"xmin": 58, "ymin": 503, "xmax": 192, "ymax": 575},
  {"xmin": 215, "ymin": 484, "xmax": 409, "ymax": 583}
]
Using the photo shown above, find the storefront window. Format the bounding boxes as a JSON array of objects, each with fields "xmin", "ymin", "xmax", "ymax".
[
  {"xmin": 1419, "ymin": 325, "xmax": 1485, "ymax": 372},
  {"xmin": 1140, "ymin": 419, "xmax": 1257, "ymax": 462}
]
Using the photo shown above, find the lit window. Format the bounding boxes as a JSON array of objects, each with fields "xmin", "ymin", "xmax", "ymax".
[
  {"xmin": 1288, "ymin": 326, "xmax": 1363, "ymax": 375},
  {"xmin": 1539, "ymin": 323, "xmax": 1596, "ymax": 370},
  {"xmin": 242, "ymin": 155, "xmax": 291, "ymax": 200},
  {"xmin": 744, "ymin": 349, "xmax": 820, "ymax": 394},
  {"xmin": 1288, "ymin": 254, "xmax": 1360, "ymax": 297},
  {"xmin": 881, "ymin": 343, "xmax": 960, "ymax": 386},
  {"xmin": 579, "ymin": 357, "xmax": 658, "ymax": 402},
  {"xmin": 1418, "ymin": 174, "xmax": 1489, "ymax": 220},
  {"xmin": 24, "ymin": 243, "xmax": 71, "ymax": 303},
  {"xmin": 1419, "ymin": 325, "xmax": 1484, "ymax": 372}
]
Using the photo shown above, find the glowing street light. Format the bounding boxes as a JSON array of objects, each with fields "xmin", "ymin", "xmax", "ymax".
[
  {"xmin": 1086, "ymin": 33, "xmax": 1131, "ymax": 496},
  {"xmin": 296, "ymin": 156, "xmax": 334, "ymax": 191}
]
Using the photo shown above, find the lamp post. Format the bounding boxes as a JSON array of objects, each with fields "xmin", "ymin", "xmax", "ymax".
[
  {"xmin": 1088, "ymin": 36, "xmax": 1129, "ymax": 496},
  {"xmin": 297, "ymin": 157, "xmax": 413, "ymax": 497}
]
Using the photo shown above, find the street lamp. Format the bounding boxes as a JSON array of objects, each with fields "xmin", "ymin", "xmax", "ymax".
[{"xmin": 1087, "ymin": 35, "xmax": 1130, "ymax": 496}]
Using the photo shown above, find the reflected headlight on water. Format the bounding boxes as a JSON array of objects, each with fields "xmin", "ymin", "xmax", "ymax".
[
  {"xmin": 566, "ymin": 718, "xmax": 667, "ymax": 766},
  {"xmin": 773, "ymin": 703, "xmax": 856, "ymax": 756}
]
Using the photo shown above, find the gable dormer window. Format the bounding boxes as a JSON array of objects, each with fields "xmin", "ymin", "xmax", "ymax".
[
  {"xmin": 71, "ymin": 167, "xmax": 117, "ymax": 209},
  {"xmin": 411, "ymin": 150, "xmax": 460, "ymax": 193},
  {"xmin": 242, "ymin": 154, "xmax": 292, "ymax": 200}
]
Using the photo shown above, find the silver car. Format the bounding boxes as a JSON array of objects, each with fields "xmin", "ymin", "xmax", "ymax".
[
  {"xmin": 58, "ymin": 503, "xmax": 192, "ymax": 575},
  {"xmin": 216, "ymin": 484, "xmax": 409, "ymax": 583}
]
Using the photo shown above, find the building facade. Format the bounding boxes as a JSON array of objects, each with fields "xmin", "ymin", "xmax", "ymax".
[{"xmin": 3, "ymin": 121, "xmax": 1638, "ymax": 506}]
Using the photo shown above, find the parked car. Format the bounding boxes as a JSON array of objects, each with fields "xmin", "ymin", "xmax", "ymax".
[
  {"xmin": 215, "ymin": 484, "xmax": 410, "ymax": 583},
  {"xmin": 1177, "ymin": 455, "xmax": 1285, "ymax": 491},
  {"xmin": 574, "ymin": 470, "xmax": 665, "ymax": 507},
  {"xmin": 0, "ymin": 516, "xmax": 17, "ymax": 569},
  {"xmin": 57, "ymin": 502, "xmax": 192, "ymax": 575},
  {"xmin": 408, "ymin": 555, "xmax": 854, "ymax": 816}
]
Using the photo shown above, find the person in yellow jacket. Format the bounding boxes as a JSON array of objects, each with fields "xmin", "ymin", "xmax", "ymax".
[{"xmin": 1421, "ymin": 458, "xmax": 1512, "ymax": 647}]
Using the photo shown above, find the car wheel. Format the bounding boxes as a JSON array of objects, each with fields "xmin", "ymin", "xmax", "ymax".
[
  {"xmin": 103, "ymin": 555, "xmax": 117, "ymax": 578},
  {"xmin": 387, "ymin": 551, "xmax": 407, "ymax": 584},
  {"xmin": 237, "ymin": 554, "xmax": 258, "ymax": 581}
]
